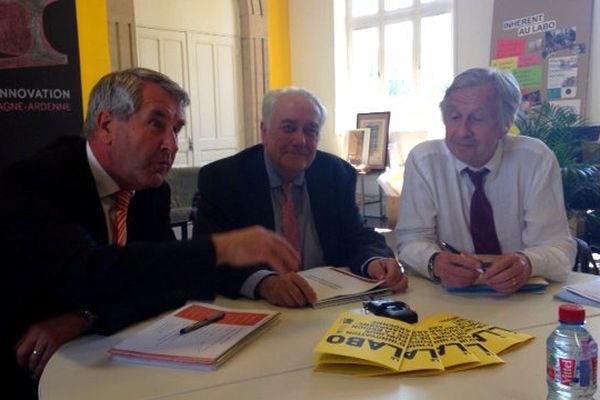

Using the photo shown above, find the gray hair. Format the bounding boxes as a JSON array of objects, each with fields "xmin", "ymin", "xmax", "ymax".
[
  {"xmin": 82, "ymin": 67, "xmax": 190, "ymax": 137},
  {"xmin": 440, "ymin": 67, "xmax": 521, "ymax": 131},
  {"xmin": 261, "ymin": 87, "xmax": 327, "ymax": 130}
]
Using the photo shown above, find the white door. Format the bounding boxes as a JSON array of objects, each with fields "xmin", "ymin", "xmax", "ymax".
[
  {"xmin": 136, "ymin": 27, "xmax": 192, "ymax": 167},
  {"xmin": 187, "ymin": 32, "xmax": 241, "ymax": 166}
]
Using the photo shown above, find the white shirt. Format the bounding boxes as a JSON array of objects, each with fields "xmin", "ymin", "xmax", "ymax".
[
  {"xmin": 395, "ymin": 135, "xmax": 576, "ymax": 282},
  {"xmin": 86, "ymin": 141, "xmax": 123, "ymax": 244}
]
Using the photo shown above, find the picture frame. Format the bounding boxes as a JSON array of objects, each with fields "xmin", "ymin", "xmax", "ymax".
[
  {"xmin": 345, "ymin": 128, "xmax": 371, "ymax": 166},
  {"xmin": 356, "ymin": 111, "xmax": 391, "ymax": 170}
]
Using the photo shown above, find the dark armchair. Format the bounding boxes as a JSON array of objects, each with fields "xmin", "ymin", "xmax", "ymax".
[{"xmin": 164, "ymin": 167, "xmax": 200, "ymax": 240}]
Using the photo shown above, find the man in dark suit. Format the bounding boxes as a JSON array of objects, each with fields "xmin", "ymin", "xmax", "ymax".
[
  {"xmin": 193, "ymin": 87, "xmax": 408, "ymax": 307},
  {"xmin": 0, "ymin": 68, "xmax": 298, "ymax": 399}
]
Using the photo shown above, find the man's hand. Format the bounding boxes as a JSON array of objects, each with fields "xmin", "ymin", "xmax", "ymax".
[
  {"xmin": 212, "ymin": 226, "xmax": 300, "ymax": 273},
  {"xmin": 481, "ymin": 252, "xmax": 532, "ymax": 293},
  {"xmin": 256, "ymin": 273, "xmax": 317, "ymax": 307},
  {"xmin": 15, "ymin": 311, "xmax": 92, "ymax": 380},
  {"xmin": 366, "ymin": 258, "xmax": 408, "ymax": 292},
  {"xmin": 432, "ymin": 250, "xmax": 482, "ymax": 288}
]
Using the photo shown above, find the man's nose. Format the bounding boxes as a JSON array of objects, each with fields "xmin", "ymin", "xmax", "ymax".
[
  {"xmin": 290, "ymin": 129, "xmax": 306, "ymax": 145},
  {"xmin": 162, "ymin": 129, "xmax": 179, "ymax": 153},
  {"xmin": 455, "ymin": 118, "xmax": 472, "ymax": 137}
]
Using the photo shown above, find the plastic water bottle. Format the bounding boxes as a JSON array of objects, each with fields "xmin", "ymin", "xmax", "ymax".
[{"xmin": 547, "ymin": 303, "xmax": 597, "ymax": 399}]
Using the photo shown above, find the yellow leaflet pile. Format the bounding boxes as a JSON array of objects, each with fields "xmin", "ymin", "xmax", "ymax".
[{"xmin": 314, "ymin": 311, "xmax": 533, "ymax": 376}]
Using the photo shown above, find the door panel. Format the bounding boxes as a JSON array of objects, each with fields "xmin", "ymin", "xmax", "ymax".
[
  {"xmin": 136, "ymin": 27, "xmax": 192, "ymax": 167},
  {"xmin": 136, "ymin": 28, "xmax": 242, "ymax": 167},
  {"xmin": 188, "ymin": 32, "xmax": 241, "ymax": 166}
]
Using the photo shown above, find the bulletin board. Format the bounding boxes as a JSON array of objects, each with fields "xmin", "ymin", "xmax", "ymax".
[{"xmin": 489, "ymin": 0, "xmax": 593, "ymax": 117}]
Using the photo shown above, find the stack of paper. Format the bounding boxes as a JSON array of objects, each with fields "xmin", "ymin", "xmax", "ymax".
[
  {"xmin": 109, "ymin": 303, "xmax": 279, "ymax": 370},
  {"xmin": 554, "ymin": 278, "xmax": 600, "ymax": 307},
  {"xmin": 298, "ymin": 267, "xmax": 390, "ymax": 308},
  {"xmin": 314, "ymin": 311, "xmax": 534, "ymax": 376}
]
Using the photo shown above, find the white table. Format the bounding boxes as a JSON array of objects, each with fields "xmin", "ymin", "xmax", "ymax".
[
  {"xmin": 164, "ymin": 318, "xmax": 600, "ymax": 400},
  {"xmin": 39, "ymin": 272, "xmax": 600, "ymax": 400}
]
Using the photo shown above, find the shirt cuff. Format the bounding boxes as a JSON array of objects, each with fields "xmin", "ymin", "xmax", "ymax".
[
  {"xmin": 360, "ymin": 256, "xmax": 383, "ymax": 276},
  {"xmin": 240, "ymin": 270, "xmax": 277, "ymax": 299}
]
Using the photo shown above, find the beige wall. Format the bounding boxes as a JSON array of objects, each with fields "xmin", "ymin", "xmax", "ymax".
[
  {"xmin": 133, "ymin": 0, "xmax": 238, "ymax": 35},
  {"xmin": 288, "ymin": 0, "xmax": 341, "ymax": 155}
]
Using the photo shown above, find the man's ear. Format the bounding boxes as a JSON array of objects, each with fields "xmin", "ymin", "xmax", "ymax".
[{"xmin": 96, "ymin": 110, "xmax": 114, "ymax": 144}]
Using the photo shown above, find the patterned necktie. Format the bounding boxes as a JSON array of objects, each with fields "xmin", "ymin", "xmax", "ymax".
[
  {"xmin": 112, "ymin": 190, "xmax": 132, "ymax": 246},
  {"xmin": 465, "ymin": 168, "xmax": 502, "ymax": 255},
  {"xmin": 281, "ymin": 182, "xmax": 300, "ymax": 253}
]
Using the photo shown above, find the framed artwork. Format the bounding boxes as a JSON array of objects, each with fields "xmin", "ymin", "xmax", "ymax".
[
  {"xmin": 345, "ymin": 128, "xmax": 370, "ymax": 166},
  {"xmin": 356, "ymin": 111, "xmax": 391, "ymax": 170}
]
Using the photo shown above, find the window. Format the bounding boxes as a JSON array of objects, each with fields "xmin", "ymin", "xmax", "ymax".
[{"xmin": 345, "ymin": 0, "xmax": 454, "ymax": 139}]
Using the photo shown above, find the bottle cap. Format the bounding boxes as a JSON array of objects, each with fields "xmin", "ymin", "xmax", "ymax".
[{"xmin": 558, "ymin": 303, "xmax": 585, "ymax": 324}]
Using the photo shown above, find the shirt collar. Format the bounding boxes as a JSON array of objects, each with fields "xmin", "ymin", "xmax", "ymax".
[
  {"xmin": 86, "ymin": 141, "xmax": 121, "ymax": 198},
  {"xmin": 263, "ymin": 152, "xmax": 305, "ymax": 189}
]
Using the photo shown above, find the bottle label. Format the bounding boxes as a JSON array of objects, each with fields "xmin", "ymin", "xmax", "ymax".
[
  {"xmin": 547, "ymin": 354, "xmax": 598, "ymax": 388},
  {"xmin": 558, "ymin": 358, "xmax": 576, "ymax": 385}
]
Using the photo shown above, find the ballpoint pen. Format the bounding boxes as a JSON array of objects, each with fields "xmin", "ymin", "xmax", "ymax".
[
  {"xmin": 179, "ymin": 311, "xmax": 226, "ymax": 335},
  {"xmin": 438, "ymin": 241, "xmax": 490, "ymax": 272},
  {"xmin": 439, "ymin": 241, "xmax": 461, "ymax": 255}
]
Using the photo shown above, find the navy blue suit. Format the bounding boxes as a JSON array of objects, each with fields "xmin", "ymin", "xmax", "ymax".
[
  {"xmin": 0, "ymin": 137, "xmax": 218, "ymax": 398},
  {"xmin": 193, "ymin": 144, "xmax": 394, "ymax": 297}
]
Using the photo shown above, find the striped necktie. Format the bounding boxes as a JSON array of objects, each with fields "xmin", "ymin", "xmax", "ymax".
[
  {"xmin": 112, "ymin": 190, "xmax": 132, "ymax": 246},
  {"xmin": 465, "ymin": 168, "xmax": 501, "ymax": 254},
  {"xmin": 281, "ymin": 182, "xmax": 300, "ymax": 253}
]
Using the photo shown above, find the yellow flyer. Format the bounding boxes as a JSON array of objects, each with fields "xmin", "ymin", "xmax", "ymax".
[
  {"xmin": 435, "ymin": 318, "xmax": 505, "ymax": 371},
  {"xmin": 314, "ymin": 311, "xmax": 413, "ymax": 371},
  {"xmin": 432, "ymin": 314, "xmax": 534, "ymax": 354},
  {"xmin": 422, "ymin": 316, "xmax": 481, "ymax": 371},
  {"xmin": 395, "ymin": 326, "xmax": 444, "ymax": 376},
  {"xmin": 314, "ymin": 312, "xmax": 533, "ymax": 376}
]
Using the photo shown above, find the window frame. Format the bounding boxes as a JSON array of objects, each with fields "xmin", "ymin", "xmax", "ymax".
[{"xmin": 345, "ymin": 0, "xmax": 455, "ymax": 134}]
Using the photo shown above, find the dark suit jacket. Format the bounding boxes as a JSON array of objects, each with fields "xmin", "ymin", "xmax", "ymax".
[
  {"xmin": 0, "ymin": 137, "xmax": 217, "ymax": 397},
  {"xmin": 193, "ymin": 144, "xmax": 394, "ymax": 297}
]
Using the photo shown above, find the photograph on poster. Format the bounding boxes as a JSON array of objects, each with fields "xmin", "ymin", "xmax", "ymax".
[
  {"xmin": 521, "ymin": 90, "xmax": 542, "ymax": 112},
  {"xmin": 543, "ymin": 27, "xmax": 576, "ymax": 57},
  {"xmin": 356, "ymin": 112, "xmax": 391, "ymax": 170}
]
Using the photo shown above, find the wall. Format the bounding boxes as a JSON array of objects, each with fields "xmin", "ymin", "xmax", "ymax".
[
  {"xmin": 288, "ymin": 0, "xmax": 340, "ymax": 155},
  {"xmin": 266, "ymin": 0, "xmax": 291, "ymax": 88},
  {"xmin": 133, "ymin": 0, "xmax": 238, "ymax": 35},
  {"xmin": 288, "ymin": 0, "xmax": 600, "ymax": 158}
]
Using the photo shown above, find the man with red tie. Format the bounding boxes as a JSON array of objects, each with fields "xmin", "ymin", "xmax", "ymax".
[
  {"xmin": 0, "ymin": 68, "xmax": 298, "ymax": 399},
  {"xmin": 395, "ymin": 67, "xmax": 576, "ymax": 292},
  {"xmin": 193, "ymin": 87, "xmax": 408, "ymax": 308}
]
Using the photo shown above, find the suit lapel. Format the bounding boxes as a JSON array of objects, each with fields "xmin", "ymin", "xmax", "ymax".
[
  {"xmin": 246, "ymin": 148, "xmax": 276, "ymax": 229},
  {"xmin": 305, "ymin": 153, "xmax": 337, "ymax": 260},
  {"xmin": 66, "ymin": 140, "xmax": 109, "ymax": 244}
]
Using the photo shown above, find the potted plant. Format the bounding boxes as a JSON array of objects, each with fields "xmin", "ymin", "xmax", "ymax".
[{"xmin": 515, "ymin": 101, "xmax": 600, "ymax": 240}]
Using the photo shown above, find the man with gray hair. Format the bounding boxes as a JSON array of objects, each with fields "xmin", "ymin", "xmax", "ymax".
[
  {"xmin": 194, "ymin": 87, "xmax": 408, "ymax": 307},
  {"xmin": 395, "ymin": 67, "xmax": 576, "ymax": 292},
  {"xmin": 0, "ymin": 68, "xmax": 299, "ymax": 399}
]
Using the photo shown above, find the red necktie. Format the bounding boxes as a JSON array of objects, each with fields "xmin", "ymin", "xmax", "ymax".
[
  {"xmin": 281, "ymin": 183, "xmax": 300, "ymax": 253},
  {"xmin": 465, "ymin": 168, "xmax": 501, "ymax": 254},
  {"xmin": 112, "ymin": 190, "xmax": 132, "ymax": 246}
]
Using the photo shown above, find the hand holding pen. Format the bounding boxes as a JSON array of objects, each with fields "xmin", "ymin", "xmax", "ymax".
[
  {"xmin": 439, "ymin": 241, "xmax": 489, "ymax": 273},
  {"xmin": 432, "ymin": 241, "xmax": 484, "ymax": 287}
]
